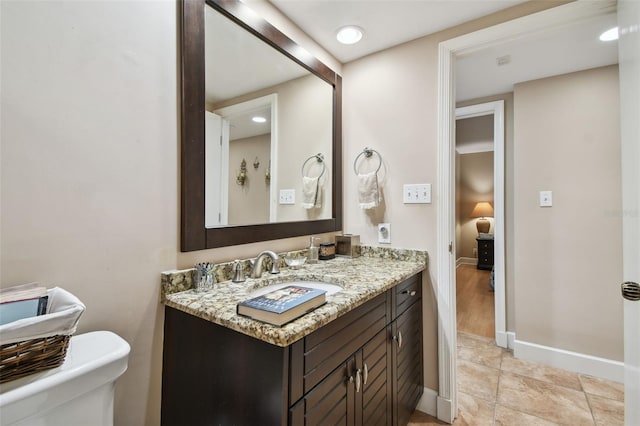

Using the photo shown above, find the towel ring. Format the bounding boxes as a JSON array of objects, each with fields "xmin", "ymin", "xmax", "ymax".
[
  {"xmin": 353, "ymin": 147, "xmax": 382, "ymax": 175},
  {"xmin": 301, "ymin": 153, "xmax": 326, "ymax": 178}
]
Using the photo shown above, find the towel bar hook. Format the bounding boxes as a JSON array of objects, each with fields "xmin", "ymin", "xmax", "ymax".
[
  {"xmin": 353, "ymin": 147, "xmax": 382, "ymax": 175},
  {"xmin": 301, "ymin": 153, "xmax": 326, "ymax": 178}
]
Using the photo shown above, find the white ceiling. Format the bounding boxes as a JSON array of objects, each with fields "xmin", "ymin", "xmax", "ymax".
[
  {"xmin": 269, "ymin": 1, "xmax": 619, "ymax": 101},
  {"xmin": 270, "ymin": 0, "xmax": 528, "ymax": 63},
  {"xmin": 455, "ymin": 12, "xmax": 619, "ymax": 101}
]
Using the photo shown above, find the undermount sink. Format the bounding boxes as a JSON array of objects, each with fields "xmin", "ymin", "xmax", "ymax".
[{"xmin": 247, "ymin": 281, "xmax": 343, "ymax": 297}]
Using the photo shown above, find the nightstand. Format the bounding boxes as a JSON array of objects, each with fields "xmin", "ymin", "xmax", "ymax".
[{"xmin": 476, "ymin": 237, "xmax": 494, "ymax": 270}]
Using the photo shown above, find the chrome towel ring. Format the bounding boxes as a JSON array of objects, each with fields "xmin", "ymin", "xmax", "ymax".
[
  {"xmin": 301, "ymin": 153, "xmax": 326, "ymax": 178},
  {"xmin": 353, "ymin": 147, "xmax": 382, "ymax": 175}
]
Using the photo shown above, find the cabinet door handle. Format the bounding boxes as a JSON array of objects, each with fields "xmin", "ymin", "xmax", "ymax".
[
  {"xmin": 362, "ymin": 363, "xmax": 368, "ymax": 385},
  {"xmin": 355, "ymin": 369, "xmax": 362, "ymax": 393},
  {"xmin": 401, "ymin": 290, "xmax": 417, "ymax": 296},
  {"xmin": 394, "ymin": 331, "xmax": 403, "ymax": 349}
]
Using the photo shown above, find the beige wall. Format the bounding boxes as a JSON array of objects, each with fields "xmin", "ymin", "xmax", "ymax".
[
  {"xmin": 0, "ymin": 1, "xmax": 339, "ymax": 425},
  {"xmin": 343, "ymin": 2, "xmax": 563, "ymax": 390},
  {"xmin": 228, "ymin": 134, "xmax": 271, "ymax": 225},
  {"xmin": 513, "ymin": 65, "xmax": 623, "ymax": 360}
]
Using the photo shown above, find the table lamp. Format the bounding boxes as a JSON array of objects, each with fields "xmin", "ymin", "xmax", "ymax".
[{"xmin": 470, "ymin": 202, "xmax": 494, "ymax": 234}]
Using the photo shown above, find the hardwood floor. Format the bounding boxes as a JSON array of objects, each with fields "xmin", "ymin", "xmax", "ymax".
[{"xmin": 456, "ymin": 264, "xmax": 494, "ymax": 339}]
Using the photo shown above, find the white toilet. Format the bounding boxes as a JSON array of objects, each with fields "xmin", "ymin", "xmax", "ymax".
[{"xmin": 0, "ymin": 331, "xmax": 130, "ymax": 426}]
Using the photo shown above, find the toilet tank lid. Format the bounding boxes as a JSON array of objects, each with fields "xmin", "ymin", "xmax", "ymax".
[{"xmin": 0, "ymin": 331, "xmax": 130, "ymax": 403}]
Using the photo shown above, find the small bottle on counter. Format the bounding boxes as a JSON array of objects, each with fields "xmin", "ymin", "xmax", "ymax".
[{"xmin": 308, "ymin": 237, "xmax": 319, "ymax": 264}]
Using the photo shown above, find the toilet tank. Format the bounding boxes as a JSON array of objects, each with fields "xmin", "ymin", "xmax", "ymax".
[{"xmin": 0, "ymin": 331, "xmax": 130, "ymax": 426}]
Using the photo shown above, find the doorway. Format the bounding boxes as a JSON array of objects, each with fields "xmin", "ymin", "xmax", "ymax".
[
  {"xmin": 454, "ymin": 109, "xmax": 499, "ymax": 340},
  {"xmin": 454, "ymin": 101, "xmax": 505, "ymax": 343},
  {"xmin": 435, "ymin": 2, "xmax": 617, "ymax": 423}
]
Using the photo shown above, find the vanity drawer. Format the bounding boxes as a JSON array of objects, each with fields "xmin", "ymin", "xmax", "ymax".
[
  {"xmin": 395, "ymin": 273, "xmax": 421, "ymax": 316},
  {"xmin": 293, "ymin": 292, "xmax": 389, "ymax": 398}
]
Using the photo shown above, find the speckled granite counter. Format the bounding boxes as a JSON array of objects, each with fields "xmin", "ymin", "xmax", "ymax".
[{"xmin": 161, "ymin": 247, "xmax": 427, "ymax": 347}]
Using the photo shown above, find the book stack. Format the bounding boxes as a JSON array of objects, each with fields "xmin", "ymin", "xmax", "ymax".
[
  {"xmin": 0, "ymin": 283, "xmax": 49, "ymax": 326},
  {"xmin": 237, "ymin": 285, "xmax": 326, "ymax": 326}
]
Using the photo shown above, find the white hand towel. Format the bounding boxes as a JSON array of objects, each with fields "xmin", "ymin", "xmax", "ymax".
[
  {"xmin": 301, "ymin": 176, "xmax": 320, "ymax": 209},
  {"xmin": 358, "ymin": 172, "xmax": 379, "ymax": 209}
]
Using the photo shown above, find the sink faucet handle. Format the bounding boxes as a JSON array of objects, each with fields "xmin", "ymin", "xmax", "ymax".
[
  {"xmin": 232, "ymin": 260, "xmax": 246, "ymax": 282},
  {"xmin": 269, "ymin": 258, "xmax": 280, "ymax": 274}
]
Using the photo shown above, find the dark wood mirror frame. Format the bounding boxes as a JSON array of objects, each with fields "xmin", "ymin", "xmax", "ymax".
[{"xmin": 180, "ymin": 0, "xmax": 342, "ymax": 251}]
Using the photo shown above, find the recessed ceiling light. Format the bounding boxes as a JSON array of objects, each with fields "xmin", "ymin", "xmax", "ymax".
[
  {"xmin": 252, "ymin": 116, "xmax": 267, "ymax": 123},
  {"xmin": 599, "ymin": 27, "xmax": 619, "ymax": 41},
  {"xmin": 336, "ymin": 26, "xmax": 363, "ymax": 45}
]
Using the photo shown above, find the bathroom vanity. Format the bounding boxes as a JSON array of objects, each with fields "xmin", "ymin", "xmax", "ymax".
[{"xmin": 160, "ymin": 250, "xmax": 426, "ymax": 426}]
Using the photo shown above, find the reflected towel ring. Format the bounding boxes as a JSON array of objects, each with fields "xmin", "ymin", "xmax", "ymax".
[
  {"xmin": 353, "ymin": 147, "xmax": 382, "ymax": 175},
  {"xmin": 301, "ymin": 153, "xmax": 326, "ymax": 178}
]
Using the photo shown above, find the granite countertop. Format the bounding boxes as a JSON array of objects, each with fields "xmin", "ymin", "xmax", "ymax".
[{"xmin": 161, "ymin": 247, "xmax": 427, "ymax": 347}]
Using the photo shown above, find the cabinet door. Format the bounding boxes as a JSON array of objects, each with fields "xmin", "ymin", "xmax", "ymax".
[
  {"xmin": 290, "ymin": 358, "xmax": 356, "ymax": 426},
  {"xmin": 392, "ymin": 300, "xmax": 423, "ymax": 426},
  {"xmin": 361, "ymin": 327, "xmax": 392, "ymax": 426}
]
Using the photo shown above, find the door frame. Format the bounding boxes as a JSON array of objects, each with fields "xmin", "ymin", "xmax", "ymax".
[
  {"xmin": 618, "ymin": 0, "xmax": 640, "ymax": 423},
  {"xmin": 455, "ymin": 101, "xmax": 505, "ymax": 347},
  {"xmin": 435, "ymin": 1, "xmax": 617, "ymax": 422}
]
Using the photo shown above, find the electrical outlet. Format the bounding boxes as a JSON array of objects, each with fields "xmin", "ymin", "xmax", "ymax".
[
  {"xmin": 378, "ymin": 223, "xmax": 391, "ymax": 244},
  {"xmin": 279, "ymin": 189, "xmax": 295, "ymax": 205}
]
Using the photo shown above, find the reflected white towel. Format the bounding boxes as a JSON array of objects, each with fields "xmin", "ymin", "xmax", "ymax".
[
  {"xmin": 358, "ymin": 172, "xmax": 379, "ymax": 209},
  {"xmin": 302, "ymin": 176, "xmax": 320, "ymax": 209}
]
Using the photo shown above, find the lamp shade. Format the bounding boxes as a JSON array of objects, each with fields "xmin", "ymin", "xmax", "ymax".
[{"xmin": 470, "ymin": 202, "xmax": 494, "ymax": 218}]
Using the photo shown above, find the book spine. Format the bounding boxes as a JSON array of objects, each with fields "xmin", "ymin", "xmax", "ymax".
[{"xmin": 37, "ymin": 295, "xmax": 49, "ymax": 316}]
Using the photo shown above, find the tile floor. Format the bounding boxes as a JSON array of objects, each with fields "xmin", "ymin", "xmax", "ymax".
[{"xmin": 408, "ymin": 332, "xmax": 624, "ymax": 425}]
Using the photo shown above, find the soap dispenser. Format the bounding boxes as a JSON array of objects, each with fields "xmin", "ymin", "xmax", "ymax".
[{"xmin": 308, "ymin": 237, "xmax": 319, "ymax": 264}]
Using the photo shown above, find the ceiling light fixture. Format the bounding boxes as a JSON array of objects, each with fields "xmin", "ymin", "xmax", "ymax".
[
  {"xmin": 252, "ymin": 116, "xmax": 267, "ymax": 123},
  {"xmin": 336, "ymin": 26, "xmax": 363, "ymax": 45},
  {"xmin": 599, "ymin": 26, "xmax": 619, "ymax": 41}
]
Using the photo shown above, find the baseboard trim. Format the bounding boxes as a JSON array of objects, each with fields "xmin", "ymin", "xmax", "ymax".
[
  {"xmin": 496, "ymin": 331, "xmax": 515, "ymax": 349},
  {"xmin": 436, "ymin": 394, "xmax": 454, "ymax": 424},
  {"xmin": 514, "ymin": 338, "xmax": 624, "ymax": 383},
  {"xmin": 456, "ymin": 257, "xmax": 476, "ymax": 267},
  {"xmin": 416, "ymin": 386, "xmax": 438, "ymax": 417}
]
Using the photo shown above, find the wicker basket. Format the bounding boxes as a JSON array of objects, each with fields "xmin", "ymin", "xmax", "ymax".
[
  {"xmin": 0, "ymin": 287, "xmax": 84, "ymax": 384},
  {"xmin": 0, "ymin": 335, "xmax": 71, "ymax": 383}
]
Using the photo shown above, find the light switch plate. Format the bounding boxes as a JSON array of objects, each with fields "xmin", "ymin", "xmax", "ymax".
[
  {"xmin": 279, "ymin": 189, "xmax": 295, "ymax": 205},
  {"xmin": 539, "ymin": 190, "xmax": 552, "ymax": 207},
  {"xmin": 403, "ymin": 183, "xmax": 432, "ymax": 204}
]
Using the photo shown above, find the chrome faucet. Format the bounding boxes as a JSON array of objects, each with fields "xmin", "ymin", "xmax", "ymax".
[{"xmin": 249, "ymin": 250, "xmax": 280, "ymax": 278}]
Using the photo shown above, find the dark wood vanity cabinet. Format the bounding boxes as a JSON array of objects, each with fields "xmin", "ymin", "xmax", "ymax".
[{"xmin": 161, "ymin": 273, "xmax": 423, "ymax": 426}]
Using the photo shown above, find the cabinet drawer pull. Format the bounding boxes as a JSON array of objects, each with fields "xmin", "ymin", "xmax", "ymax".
[
  {"xmin": 362, "ymin": 363, "xmax": 368, "ymax": 385},
  {"xmin": 401, "ymin": 290, "xmax": 417, "ymax": 297},
  {"xmin": 355, "ymin": 369, "xmax": 362, "ymax": 393},
  {"xmin": 393, "ymin": 331, "xmax": 403, "ymax": 349}
]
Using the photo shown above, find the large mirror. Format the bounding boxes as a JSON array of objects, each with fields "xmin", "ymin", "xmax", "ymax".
[{"xmin": 181, "ymin": 0, "xmax": 342, "ymax": 251}]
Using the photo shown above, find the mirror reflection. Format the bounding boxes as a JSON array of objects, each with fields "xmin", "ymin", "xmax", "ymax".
[{"xmin": 204, "ymin": 5, "xmax": 333, "ymax": 228}]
